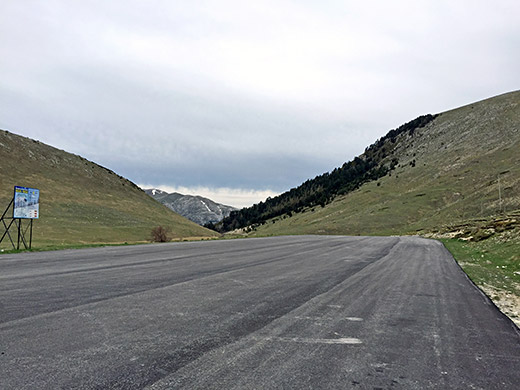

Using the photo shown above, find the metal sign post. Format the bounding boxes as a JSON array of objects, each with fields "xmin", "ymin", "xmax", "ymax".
[{"xmin": 0, "ymin": 186, "xmax": 39, "ymax": 250}]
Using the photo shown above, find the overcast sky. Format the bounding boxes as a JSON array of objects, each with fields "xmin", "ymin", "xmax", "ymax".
[{"xmin": 1, "ymin": 1, "xmax": 518, "ymax": 207}]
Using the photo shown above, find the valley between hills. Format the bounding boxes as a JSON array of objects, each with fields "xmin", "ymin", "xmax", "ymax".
[{"xmin": 1, "ymin": 90, "xmax": 519, "ymax": 324}]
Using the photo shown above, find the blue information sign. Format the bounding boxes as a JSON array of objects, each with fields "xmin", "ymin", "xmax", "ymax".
[{"xmin": 13, "ymin": 186, "xmax": 40, "ymax": 219}]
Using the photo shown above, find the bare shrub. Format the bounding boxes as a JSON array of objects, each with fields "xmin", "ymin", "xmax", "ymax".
[{"xmin": 151, "ymin": 226, "xmax": 170, "ymax": 242}]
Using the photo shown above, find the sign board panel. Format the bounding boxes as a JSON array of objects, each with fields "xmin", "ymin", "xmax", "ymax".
[{"xmin": 13, "ymin": 186, "xmax": 39, "ymax": 219}]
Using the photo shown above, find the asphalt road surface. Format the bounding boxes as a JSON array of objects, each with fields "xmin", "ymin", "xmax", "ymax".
[{"xmin": 1, "ymin": 236, "xmax": 519, "ymax": 389}]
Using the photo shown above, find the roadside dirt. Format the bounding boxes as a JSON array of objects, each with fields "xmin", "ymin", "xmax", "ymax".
[{"xmin": 479, "ymin": 283, "xmax": 520, "ymax": 327}]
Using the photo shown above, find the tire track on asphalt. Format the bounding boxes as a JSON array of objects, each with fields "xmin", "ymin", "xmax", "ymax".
[
  {"xmin": 0, "ymin": 237, "xmax": 387, "ymax": 324},
  {"xmin": 95, "ymin": 239, "xmax": 401, "ymax": 390}
]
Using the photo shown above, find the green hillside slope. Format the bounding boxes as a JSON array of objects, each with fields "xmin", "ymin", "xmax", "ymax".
[
  {"xmin": 251, "ymin": 90, "xmax": 519, "ymax": 237},
  {"xmin": 247, "ymin": 91, "xmax": 520, "ymax": 323},
  {"xmin": 216, "ymin": 114, "xmax": 437, "ymax": 232},
  {"xmin": 0, "ymin": 130, "xmax": 218, "ymax": 249}
]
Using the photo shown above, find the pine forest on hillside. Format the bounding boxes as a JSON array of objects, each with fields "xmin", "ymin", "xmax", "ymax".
[{"xmin": 211, "ymin": 114, "xmax": 437, "ymax": 232}]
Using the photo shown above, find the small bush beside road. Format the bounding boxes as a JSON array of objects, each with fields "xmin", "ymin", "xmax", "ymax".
[{"xmin": 151, "ymin": 226, "xmax": 170, "ymax": 242}]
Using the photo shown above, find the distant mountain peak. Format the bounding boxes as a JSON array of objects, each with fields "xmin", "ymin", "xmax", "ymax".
[
  {"xmin": 149, "ymin": 188, "xmax": 168, "ymax": 196},
  {"xmin": 144, "ymin": 189, "xmax": 237, "ymax": 226}
]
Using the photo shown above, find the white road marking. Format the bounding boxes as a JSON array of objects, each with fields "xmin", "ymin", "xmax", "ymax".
[
  {"xmin": 293, "ymin": 315, "xmax": 364, "ymax": 322},
  {"xmin": 345, "ymin": 317, "xmax": 363, "ymax": 322},
  {"xmin": 261, "ymin": 336, "xmax": 362, "ymax": 345}
]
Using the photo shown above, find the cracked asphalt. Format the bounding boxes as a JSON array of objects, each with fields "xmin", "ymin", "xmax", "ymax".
[{"xmin": 1, "ymin": 235, "xmax": 519, "ymax": 389}]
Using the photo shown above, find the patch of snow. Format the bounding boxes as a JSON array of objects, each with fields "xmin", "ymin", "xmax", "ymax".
[{"xmin": 200, "ymin": 199, "xmax": 212, "ymax": 213}]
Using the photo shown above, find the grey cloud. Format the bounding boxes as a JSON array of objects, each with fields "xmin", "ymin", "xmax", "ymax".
[{"xmin": 1, "ymin": 1, "xmax": 519, "ymax": 200}]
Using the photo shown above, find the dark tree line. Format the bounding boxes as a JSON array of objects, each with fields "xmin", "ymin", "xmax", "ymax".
[{"xmin": 208, "ymin": 114, "xmax": 437, "ymax": 232}]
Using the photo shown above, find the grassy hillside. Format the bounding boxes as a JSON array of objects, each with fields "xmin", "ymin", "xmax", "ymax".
[
  {"xmin": 243, "ymin": 90, "xmax": 520, "ymax": 323},
  {"xmin": 216, "ymin": 114, "xmax": 436, "ymax": 232},
  {"xmin": 0, "ymin": 130, "xmax": 218, "ymax": 249},
  {"xmin": 251, "ymin": 90, "xmax": 520, "ymax": 237}
]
